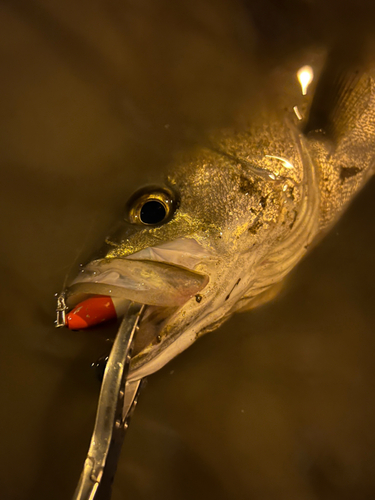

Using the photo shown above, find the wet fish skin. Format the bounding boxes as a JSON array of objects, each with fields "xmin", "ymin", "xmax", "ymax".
[
  {"xmin": 100, "ymin": 119, "xmax": 317, "ymax": 380},
  {"xmin": 68, "ymin": 52, "xmax": 375, "ymax": 381}
]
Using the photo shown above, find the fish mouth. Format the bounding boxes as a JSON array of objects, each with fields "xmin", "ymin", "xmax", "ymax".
[{"xmin": 64, "ymin": 239, "xmax": 212, "ymax": 376}]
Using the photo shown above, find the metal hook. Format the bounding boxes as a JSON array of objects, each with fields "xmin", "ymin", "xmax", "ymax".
[{"xmin": 55, "ymin": 292, "xmax": 68, "ymax": 328}]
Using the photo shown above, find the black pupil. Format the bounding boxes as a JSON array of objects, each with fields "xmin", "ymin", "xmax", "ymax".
[{"xmin": 140, "ymin": 200, "xmax": 166, "ymax": 224}]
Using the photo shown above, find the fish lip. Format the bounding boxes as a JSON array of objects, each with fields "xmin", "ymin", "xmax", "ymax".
[
  {"xmin": 63, "ymin": 239, "xmax": 215, "ymax": 375},
  {"xmin": 63, "ymin": 258, "xmax": 208, "ymax": 373},
  {"xmin": 65, "ymin": 258, "xmax": 208, "ymax": 307},
  {"xmin": 65, "ymin": 238, "xmax": 213, "ymax": 308}
]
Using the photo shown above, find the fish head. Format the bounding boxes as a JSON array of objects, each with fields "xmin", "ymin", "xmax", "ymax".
[
  {"xmin": 60, "ymin": 45, "xmax": 375, "ymax": 380},
  {"xmin": 64, "ymin": 122, "xmax": 320, "ymax": 381}
]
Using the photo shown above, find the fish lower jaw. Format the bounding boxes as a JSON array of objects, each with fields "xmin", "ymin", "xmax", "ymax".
[
  {"xmin": 128, "ymin": 282, "xmax": 246, "ymax": 381},
  {"xmin": 62, "ymin": 286, "xmax": 189, "ymax": 375},
  {"xmin": 61, "ymin": 260, "xmax": 209, "ymax": 376},
  {"xmin": 61, "ymin": 258, "xmax": 240, "ymax": 381},
  {"xmin": 128, "ymin": 321, "xmax": 198, "ymax": 381},
  {"xmin": 131, "ymin": 303, "xmax": 180, "ymax": 359}
]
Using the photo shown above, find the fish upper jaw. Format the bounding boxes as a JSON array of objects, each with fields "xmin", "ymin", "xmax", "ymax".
[
  {"xmin": 66, "ymin": 238, "xmax": 215, "ymax": 308},
  {"xmin": 125, "ymin": 237, "xmax": 214, "ymax": 270},
  {"xmin": 62, "ymin": 238, "xmax": 223, "ymax": 379},
  {"xmin": 67, "ymin": 258, "xmax": 208, "ymax": 308}
]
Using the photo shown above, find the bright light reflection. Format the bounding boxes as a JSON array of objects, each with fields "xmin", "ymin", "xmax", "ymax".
[
  {"xmin": 293, "ymin": 105, "xmax": 303, "ymax": 120},
  {"xmin": 265, "ymin": 155, "xmax": 294, "ymax": 169},
  {"xmin": 297, "ymin": 65, "xmax": 314, "ymax": 95}
]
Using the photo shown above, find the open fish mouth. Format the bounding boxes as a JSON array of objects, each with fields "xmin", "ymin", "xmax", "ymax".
[
  {"xmin": 63, "ymin": 239, "xmax": 212, "ymax": 373},
  {"xmin": 66, "ymin": 259, "xmax": 208, "ymax": 308}
]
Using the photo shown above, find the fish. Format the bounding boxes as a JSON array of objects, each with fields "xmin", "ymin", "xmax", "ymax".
[{"xmin": 58, "ymin": 46, "xmax": 375, "ymax": 383}]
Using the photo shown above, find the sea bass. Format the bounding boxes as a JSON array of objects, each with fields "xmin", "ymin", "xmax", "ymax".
[{"xmin": 58, "ymin": 49, "xmax": 375, "ymax": 382}]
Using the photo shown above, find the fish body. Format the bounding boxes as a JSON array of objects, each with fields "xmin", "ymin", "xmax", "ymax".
[{"xmin": 61, "ymin": 50, "xmax": 375, "ymax": 381}]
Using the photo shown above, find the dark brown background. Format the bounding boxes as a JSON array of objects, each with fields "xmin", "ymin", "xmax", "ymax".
[{"xmin": 0, "ymin": 1, "xmax": 374, "ymax": 499}]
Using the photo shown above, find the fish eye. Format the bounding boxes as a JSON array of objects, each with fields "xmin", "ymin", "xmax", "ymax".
[
  {"xmin": 126, "ymin": 186, "xmax": 177, "ymax": 226},
  {"xmin": 140, "ymin": 200, "xmax": 166, "ymax": 224}
]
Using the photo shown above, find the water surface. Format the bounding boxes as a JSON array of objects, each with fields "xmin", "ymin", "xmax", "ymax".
[{"xmin": 0, "ymin": 1, "xmax": 374, "ymax": 499}]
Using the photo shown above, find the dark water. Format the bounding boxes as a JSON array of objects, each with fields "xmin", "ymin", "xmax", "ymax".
[{"xmin": 0, "ymin": 1, "xmax": 374, "ymax": 499}]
